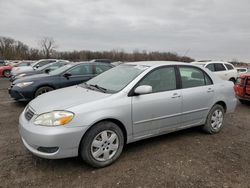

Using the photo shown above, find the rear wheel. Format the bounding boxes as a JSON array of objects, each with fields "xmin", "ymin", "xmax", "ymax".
[
  {"xmin": 3, "ymin": 70, "xmax": 11, "ymax": 78},
  {"xmin": 229, "ymin": 78, "xmax": 236, "ymax": 83},
  {"xmin": 80, "ymin": 121, "xmax": 124, "ymax": 168},
  {"xmin": 34, "ymin": 86, "xmax": 54, "ymax": 98},
  {"xmin": 202, "ymin": 104, "xmax": 225, "ymax": 134}
]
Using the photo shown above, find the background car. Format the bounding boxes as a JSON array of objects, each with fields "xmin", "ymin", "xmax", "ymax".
[
  {"xmin": 192, "ymin": 61, "xmax": 238, "ymax": 82},
  {"xmin": 236, "ymin": 67, "xmax": 248, "ymax": 75},
  {"xmin": 11, "ymin": 61, "xmax": 70, "ymax": 81},
  {"xmin": 18, "ymin": 61, "xmax": 236, "ymax": 168},
  {"xmin": 11, "ymin": 60, "xmax": 34, "ymax": 67},
  {"xmin": 234, "ymin": 73, "xmax": 250, "ymax": 104},
  {"xmin": 11, "ymin": 59, "xmax": 58, "ymax": 77},
  {"xmin": 0, "ymin": 60, "xmax": 12, "ymax": 77},
  {"xmin": 90, "ymin": 59, "xmax": 112, "ymax": 64},
  {"xmin": 9, "ymin": 61, "xmax": 114, "ymax": 101}
]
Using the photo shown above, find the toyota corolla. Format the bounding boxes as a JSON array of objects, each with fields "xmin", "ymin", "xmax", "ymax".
[{"xmin": 19, "ymin": 61, "xmax": 237, "ymax": 167}]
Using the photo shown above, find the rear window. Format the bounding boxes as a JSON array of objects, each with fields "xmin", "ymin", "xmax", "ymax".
[{"xmin": 225, "ymin": 64, "xmax": 234, "ymax": 70}]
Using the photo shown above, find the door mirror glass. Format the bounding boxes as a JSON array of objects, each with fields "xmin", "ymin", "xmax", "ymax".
[{"xmin": 134, "ymin": 85, "xmax": 152, "ymax": 95}]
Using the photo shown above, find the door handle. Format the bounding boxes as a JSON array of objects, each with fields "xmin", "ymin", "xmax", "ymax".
[
  {"xmin": 171, "ymin": 93, "xmax": 181, "ymax": 98},
  {"xmin": 207, "ymin": 88, "xmax": 214, "ymax": 93}
]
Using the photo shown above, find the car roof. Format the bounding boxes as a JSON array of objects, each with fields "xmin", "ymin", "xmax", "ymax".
[
  {"xmin": 125, "ymin": 61, "xmax": 189, "ymax": 67},
  {"xmin": 69, "ymin": 61, "xmax": 114, "ymax": 66},
  {"xmin": 192, "ymin": 61, "xmax": 231, "ymax": 65}
]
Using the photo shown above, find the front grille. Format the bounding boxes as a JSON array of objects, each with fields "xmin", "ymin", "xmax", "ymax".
[{"xmin": 24, "ymin": 107, "xmax": 34, "ymax": 121}]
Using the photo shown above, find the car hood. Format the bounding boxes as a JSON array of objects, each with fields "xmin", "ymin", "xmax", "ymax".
[
  {"xmin": 11, "ymin": 66, "xmax": 33, "ymax": 75},
  {"xmin": 29, "ymin": 85, "xmax": 111, "ymax": 114},
  {"xmin": 13, "ymin": 73, "xmax": 52, "ymax": 84}
]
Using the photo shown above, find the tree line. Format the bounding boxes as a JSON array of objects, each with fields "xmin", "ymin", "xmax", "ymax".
[{"xmin": 0, "ymin": 36, "xmax": 194, "ymax": 62}]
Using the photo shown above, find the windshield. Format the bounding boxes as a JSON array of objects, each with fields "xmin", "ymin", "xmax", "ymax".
[
  {"xmin": 49, "ymin": 64, "xmax": 73, "ymax": 75},
  {"xmin": 85, "ymin": 64, "xmax": 149, "ymax": 93}
]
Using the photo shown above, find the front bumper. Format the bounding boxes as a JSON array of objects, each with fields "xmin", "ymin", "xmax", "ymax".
[
  {"xmin": 19, "ymin": 111, "xmax": 88, "ymax": 159},
  {"xmin": 8, "ymin": 86, "xmax": 33, "ymax": 101}
]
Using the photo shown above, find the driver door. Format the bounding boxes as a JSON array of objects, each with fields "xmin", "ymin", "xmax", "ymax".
[
  {"xmin": 61, "ymin": 64, "xmax": 94, "ymax": 87},
  {"xmin": 131, "ymin": 66, "xmax": 182, "ymax": 139}
]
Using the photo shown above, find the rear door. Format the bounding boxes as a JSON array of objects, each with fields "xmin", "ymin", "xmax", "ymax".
[
  {"xmin": 60, "ymin": 64, "xmax": 94, "ymax": 87},
  {"xmin": 214, "ymin": 63, "xmax": 228, "ymax": 80},
  {"xmin": 179, "ymin": 66, "xmax": 215, "ymax": 127}
]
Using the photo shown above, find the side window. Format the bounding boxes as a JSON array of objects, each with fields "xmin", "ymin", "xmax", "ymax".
[
  {"xmin": 214, "ymin": 63, "xmax": 226, "ymax": 71},
  {"xmin": 180, "ymin": 67, "xmax": 211, "ymax": 88},
  {"xmin": 95, "ymin": 64, "xmax": 112, "ymax": 74},
  {"xmin": 138, "ymin": 67, "xmax": 176, "ymax": 93},
  {"xmin": 68, "ymin": 64, "xmax": 92, "ymax": 76},
  {"xmin": 225, "ymin": 64, "xmax": 234, "ymax": 70},
  {"xmin": 206, "ymin": 64, "xmax": 215, "ymax": 72}
]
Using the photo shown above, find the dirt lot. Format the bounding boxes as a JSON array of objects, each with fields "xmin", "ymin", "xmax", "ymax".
[{"xmin": 0, "ymin": 78, "xmax": 249, "ymax": 188}]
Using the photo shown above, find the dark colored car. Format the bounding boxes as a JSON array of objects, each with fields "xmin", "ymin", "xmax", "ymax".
[
  {"xmin": 9, "ymin": 62, "xmax": 114, "ymax": 101},
  {"xmin": 11, "ymin": 61, "xmax": 70, "ymax": 81},
  {"xmin": 234, "ymin": 73, "xmax": 250, "ymax": 104}
]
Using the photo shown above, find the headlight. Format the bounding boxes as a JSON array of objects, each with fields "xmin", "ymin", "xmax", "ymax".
[
  {"xmin": 18, "ymin": 73, "xmax": 26, "ymax": 77},
  {"xmin": 34, "ymin": 111, "xmax": 74, "ymax": 126},
  {"xmin": 16, "ymin": 82, "xmax": 33, "ymax": 88}
]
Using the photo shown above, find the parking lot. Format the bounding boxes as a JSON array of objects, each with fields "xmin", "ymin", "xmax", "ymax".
[{"xmin": 0, "ymin": 78, "xmax": 250, "ymax": 188}]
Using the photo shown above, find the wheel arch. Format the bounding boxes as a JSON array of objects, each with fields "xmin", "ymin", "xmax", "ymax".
[
  {"xmin": 214, "ymin": 101, "xmax": 227, "ymax": 112},
  {"xmin": 34, "ymin": 84, "xmax": 56, "ymax": 97},
  {"xmin": 78, "ymin": 118, "xmax": 128, "ymax": 154}
]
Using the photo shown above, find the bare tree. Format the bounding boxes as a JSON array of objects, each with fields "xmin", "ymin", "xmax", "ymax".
[{"xmin": 39, "ymin": 37, "xmax": 57, "ymax": 58}]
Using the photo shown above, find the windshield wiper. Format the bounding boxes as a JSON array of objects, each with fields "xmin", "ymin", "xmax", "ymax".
[
  {"xmin": 89, "ymin": 84, "xmax": 107, "ymax": 93},
  {"xmin": 82, "ymin": 83, "xmax": 107, "ymax": 93}
]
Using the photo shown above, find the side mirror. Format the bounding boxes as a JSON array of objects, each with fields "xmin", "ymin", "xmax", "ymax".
[
  {"xmin": 44, "ymin": 69, "xmax": 51, "ymax": 73},
  {"xmin": 33, "ymin": 65, "xmax": 39, "ymax": 70},
  {"xmin": 134, "ymin": 85, "xmax": 152, "ymax": 95},
  {"xmin": 63, "ymin": 73, "xmax": 72, "ymax": 78}
]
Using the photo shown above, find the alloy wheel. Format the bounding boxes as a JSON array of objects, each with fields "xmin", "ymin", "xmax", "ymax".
[
  {"xmin": 211, "ymin": 109, "xmax": 223, "ymax": 130},
  {"xmin": 91, "ymin": 130, "xmax": 119, "ymax": 162}
]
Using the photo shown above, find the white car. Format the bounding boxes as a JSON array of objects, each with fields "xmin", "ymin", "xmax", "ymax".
[
  {"xmin": 236, "ymin": 67, "xmax": 248, "ymax": 75},
  {"xmin": 192, "ymin": 61, "xmax": 237, "ymax": 82},
  {"xmin": 11, "ymin": 59, "xmax": 58, "ymax": 76}
]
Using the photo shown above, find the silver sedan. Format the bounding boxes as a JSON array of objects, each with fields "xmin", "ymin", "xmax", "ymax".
[{"xmin": 19, "ymin": 61, "xmax": 237, "ymax": 167}]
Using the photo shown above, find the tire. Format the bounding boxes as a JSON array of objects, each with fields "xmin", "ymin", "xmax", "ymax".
[
  {"xmin": 239, "ymin": 99, "xmax": 247, "ymax": 104},
  {"xmin": 202, "ymin": 104, "xmax": 225, "ymax": 134},
  {"xmin": 34, "ymin": 86, "xmax": 54, "ymax": 98},
  {"xmin": 80, "ymin": 121, "xmax": 124, "ymax": 168},
  {"xmin": 229, "ymin": 78, "xmax": 236, "ymax": 84},
  {"xmin": 3, "ymin": 70, "xmax": 11, "ymax": 78}
]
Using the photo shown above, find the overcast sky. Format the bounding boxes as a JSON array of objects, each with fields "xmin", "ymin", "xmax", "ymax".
[{"xmin": 0, "ymin": 0, "xmax": 250, "ymax": 62}]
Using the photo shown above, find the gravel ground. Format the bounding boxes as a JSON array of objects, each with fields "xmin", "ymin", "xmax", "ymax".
[{"xmin": 0, "ymin": 78, "xmax": 250, "ymax": 188}]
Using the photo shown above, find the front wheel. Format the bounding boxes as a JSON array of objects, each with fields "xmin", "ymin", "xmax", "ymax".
[
  {"xmin": 80, "ymin": 121, "xmax": 124, "ymax": 168},
  {"xmin": 229, "ymin": 78, "xmax": 236, "ymax": 84},
  {"xmin": 34, "ymin": 86, "xmax": 54, "ymax": 98},
  {"xmin": 202, "ymin": 104, "xmax": 225, "ymax": 134}
]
